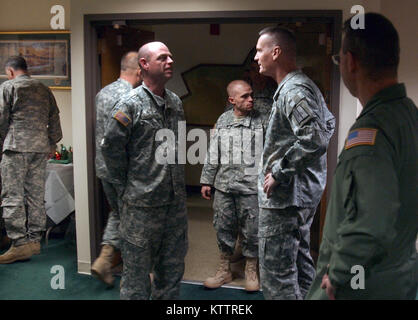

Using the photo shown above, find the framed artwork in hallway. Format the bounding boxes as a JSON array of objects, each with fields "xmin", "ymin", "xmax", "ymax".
[{"xmin": 0, "ymin": 30, "xmax": 71, "ymax": 89}]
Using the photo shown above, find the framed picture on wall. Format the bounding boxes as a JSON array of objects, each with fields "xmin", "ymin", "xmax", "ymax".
[{"xmin": 0, "ymin": 31, "xmax": 71, "ymax": 89}]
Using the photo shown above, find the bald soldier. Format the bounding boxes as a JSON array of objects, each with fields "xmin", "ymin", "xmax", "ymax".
[
  {"xmin": 91, "ymin": 51, "xmax": 142, "ymax": 286},
  {"xmin": 200, "ymin": 80, "xmax": 268, "ymax": 291},
  {"xmin": 101, "ymin": 42, "xmax": 188, "ymax": 300}
]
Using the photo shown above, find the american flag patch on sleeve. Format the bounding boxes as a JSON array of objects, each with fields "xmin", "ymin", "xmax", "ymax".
[
  {"xmin": 345, "ymin": 128, "xmax": 378, "ymax": 150},
  {"xmin": 113, "ymin": 110, "xmax": 131, "ymax": 127}
]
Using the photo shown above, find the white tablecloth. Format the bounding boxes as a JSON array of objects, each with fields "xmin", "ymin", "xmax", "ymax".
[{"xmin": 44, "ymin": 163, "xmax": 75, "ymax": 224}]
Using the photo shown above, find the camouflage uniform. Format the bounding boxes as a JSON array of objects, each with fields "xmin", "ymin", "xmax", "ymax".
[
  {"xmin": 0, "ymin": 74, "xmax": 62, "ymax": 246},
  {"xmin": 252, "ymin": 84, "xmax": 275, "ymax": 117},
  {"xmin": 95, "ymin": 78, "xmax": 133, "ymax": 249},
  {"xmin": 200, "ymin": 109, "xmax": 267, "ymax": 258},
  {"xmin": 101, "ymin": 83, "xmax": 188, "ymax": 300},
  {"xmin": 258, "ymin": 70, "xmax": 335, "ymax": 300}
]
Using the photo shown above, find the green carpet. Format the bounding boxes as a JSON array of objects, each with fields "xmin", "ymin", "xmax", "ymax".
[
  {"xmin": 0, "ymin": 238, "xmax": 264, "ymax": 300},
  {"xmin": 1, "ymin": 238, "xmax": 416, "ymax": 300}
]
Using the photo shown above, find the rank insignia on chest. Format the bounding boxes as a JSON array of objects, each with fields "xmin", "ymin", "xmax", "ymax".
[
  {"xmin": 345, "ymin": 128, "xmax": 377, "ymax": 150},
  {"xmin": 113, "ymin": 110, "xmax": 131, "ymax": 127}
]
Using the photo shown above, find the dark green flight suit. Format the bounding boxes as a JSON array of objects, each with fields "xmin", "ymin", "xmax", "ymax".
[{"xmin": 307, "ymin": 84, "xmax": 418, "ymax": 299}]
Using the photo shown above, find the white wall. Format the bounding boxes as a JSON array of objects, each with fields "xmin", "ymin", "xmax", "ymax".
[{"xmin": 381, "ymin": 0, "xmax": 418, "ymax": 104}]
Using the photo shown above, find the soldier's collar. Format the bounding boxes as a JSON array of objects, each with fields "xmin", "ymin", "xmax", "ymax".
[
  {"xmin": 229, "ymin": 110, "xmax": 253, "ymax": 127},
  {"xmin": 358, "ymin": 83, "xmax": 407, "ymax": 119},
  {"xmin": 142, "ymin": 83, "xmax": 166, "ymax": 108},
  {"xmin": 273, "ymin": 69, "xmax": 303, "ymax": 101},
  {"xmin": 118, "ymin": 78, "xmax": 133, "ymax": 89},
  {"xmin": 16, "ymin": 74, "xmax": 30, "ymax": 79}
]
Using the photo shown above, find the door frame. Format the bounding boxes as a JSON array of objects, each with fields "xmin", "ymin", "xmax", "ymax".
[{"xmin": 84, "ymin": 10, "xmax": 342, "ymax": 261}]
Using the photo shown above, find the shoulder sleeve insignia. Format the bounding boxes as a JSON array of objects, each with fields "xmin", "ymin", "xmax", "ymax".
[
  {"xmin": 113, "ymin": 110, "xmax": 131, "ymax": 127},
  {"xmin": 291, "ymin": 99, "xmax": 313, "ymax": 127},
  {"xmin": 345, "ymin": 128, "xmax": 378, "ymax": 150}
]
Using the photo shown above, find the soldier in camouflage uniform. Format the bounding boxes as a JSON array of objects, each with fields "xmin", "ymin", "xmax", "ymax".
[
  {"xmin": 0, "ymin": 56, "xmax": 62, "ymax": 264},
  {"xmin": 254, "ymin": 27, "xmax": 335, "ymax": 299},
  {"xmin": 101, "ymin": 42, "xmax": 188, "ymax": 300},
  {"xmin": 91, "ymin": 51, "xmax": 142, "ymax": 286},
  {"xmin": 200, "ymin": 80, "xmax": 267, "ymax": 291}
]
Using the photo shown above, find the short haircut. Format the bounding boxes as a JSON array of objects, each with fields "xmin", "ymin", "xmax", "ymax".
[
  {"xmin": 120, "ymin": 51, "xmax": 139, "ymax": 71},
  {"xmin": 227, "ymin": 80, "xmax": 251, "ymax": 97},
  {"xmin": 5, "ymin": 55, "xmax": 28, "ymax": 71},
  {"xmin": 258, "ymin": 26, "xmax": 296, "ymax": 57},
  {"xmin": 342, "ymin": 12, "xmax": 399, "ymax": 80}
]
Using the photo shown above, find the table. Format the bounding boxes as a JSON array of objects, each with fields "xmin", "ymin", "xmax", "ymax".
[{"xmin": 44, "ymin": 162, "xmax": 75, "ymax": 225}]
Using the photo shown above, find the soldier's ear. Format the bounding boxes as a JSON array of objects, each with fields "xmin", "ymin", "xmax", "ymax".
[
  {"xmin": 228, "ymin": 96, "xmax": 235, "ymax": 105},
  {"xmin": 139, "ymin": 58, "xmax": 148, "ymax": 70},
  {"xmin": 272, "ymin": 45, "xmax": 282, "ymax": 61},
  {"xmin": 346, "ymin": 51, "xmax": 357, "ymax": 74},
  {"xmin": 5, "ymin": 67, "xmax": 15, "ymax": 80}
]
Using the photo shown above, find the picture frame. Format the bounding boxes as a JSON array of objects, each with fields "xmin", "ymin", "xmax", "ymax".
[{"xmin": 0, "ymin": 31, "xmax": 71, "ymax": 89}]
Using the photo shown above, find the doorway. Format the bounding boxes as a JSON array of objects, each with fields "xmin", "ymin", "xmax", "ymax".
[{"xmin": 84, "ymin": 11, "xmax": 342, "ymax": 287}]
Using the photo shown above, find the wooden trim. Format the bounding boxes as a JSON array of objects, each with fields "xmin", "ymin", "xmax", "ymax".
[
  {"xmin": 49, "ymin": 86, "xmax": 72, "ymax": 90},
  {"xmin": 84, "ymin": 15, "xmax": 103, "ymax": 263}
]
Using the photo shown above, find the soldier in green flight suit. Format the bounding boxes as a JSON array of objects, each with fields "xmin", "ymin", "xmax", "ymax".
[{"xmin": 306, "ymin": 13, "xmax": 418, "ymax": 300}]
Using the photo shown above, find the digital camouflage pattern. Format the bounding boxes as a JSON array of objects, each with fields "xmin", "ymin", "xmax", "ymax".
[
  {"xmin": 0, "ymin": 75, "xmax": 62, "ymax": 153},
  {"xmin": 95, "ymin": 78, "xmax": 132, "ymax": 249},
  {"xmin": 100, "ymin": 180, "xmax": 123, "ymax": 248},
  {"xmin": 0, "ymin": 74, "xmax": 62, "ymax": 246},
  {"xmin": 95, "ymin": 78, "xmax": 132, "ymax": 180},
  {"xmin": 102, "ymin": 83, "xmax": 188, "ymax": 300},
  {"xmin": 201, "ymin": 109, "xmax": 267, "ymax": 260},
  {"xmin": 1, "ymin": 152, "xmax": 48, "ymax": 246},
  {"xmin": 259, "ymin": 206, "xmax": 316, "ymax": 300},
  {"xmin": 119, "ymin": 202, "xmax": 188, "ymax": 300},
  {"xmin": 200, "ymin": 109, "xmax": 268, "ymax": 194},
  {"xmin": 101, "ymin": 83, "xmax": 186, "ymax": 206},
  {"xmin": 307, "ymin": 84, "xmax": 418, "ymax": 300},
  {"xmin": 252, "ymin": 83, "xmax": 275, "ymax": 117},
  {"xmin": 213, "ymin": 190, "xmax": 259, "ymax": 258},
  {"xmin": 258, "ymin": 70, "xmax": 335, "ymax": 210},
  {"xmin": 258, "ymin": 70, "xmax": 334, "ymax": 300}
]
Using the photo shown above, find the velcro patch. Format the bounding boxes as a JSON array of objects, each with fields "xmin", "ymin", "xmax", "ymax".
[
  {"xmin": 113, "ymin": 110, "xmax": 131, "ymax": 127},
  {"xmin": 345, "ymin": 128, "xmax": 377, "ymax": 150},
  {"xmin": 292, "ymin": 100, "xmax": 313, "ymax": 126}
]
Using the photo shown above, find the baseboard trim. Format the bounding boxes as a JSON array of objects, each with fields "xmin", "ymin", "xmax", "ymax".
[{"xmin": 77, "ymin": 260, "xmax": 91, "ymax": 275}]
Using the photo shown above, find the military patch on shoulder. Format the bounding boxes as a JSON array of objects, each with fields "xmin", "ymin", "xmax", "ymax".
[
  {"xmin": 345, "ymin": 128, "xmax": 378, "ymax": 150},
  {"xmin": 291, "ymin": 100, "xmax": 313, "ymax": 126},
  {"xmin": 113, "ymin": 110, "xmax": 131, "ymax": 127}
]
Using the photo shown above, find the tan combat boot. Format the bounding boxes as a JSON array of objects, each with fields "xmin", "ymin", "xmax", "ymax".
[
  {"xmin": 245, "ymin": 258, "xmax": 260, "ymax": 292},
  {"xmin": 203, "ymin": 253, "xmax": 233, "ymax": 289},
  {"xmin": 0, "ymin": 243, "xmax": 33, "ymax": 264},
  {"xmin": 29, "ymin": 241, "xmax": 41, "ymax": 255},
  {"xmin": 91, "ymin": 244, "xmax": 115, "ymax": 286}
]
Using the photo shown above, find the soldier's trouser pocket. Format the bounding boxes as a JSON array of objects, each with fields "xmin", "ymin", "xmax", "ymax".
[{"xmin": 258, "ymin": 208, "xmax": 301, "ymax": 300}]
